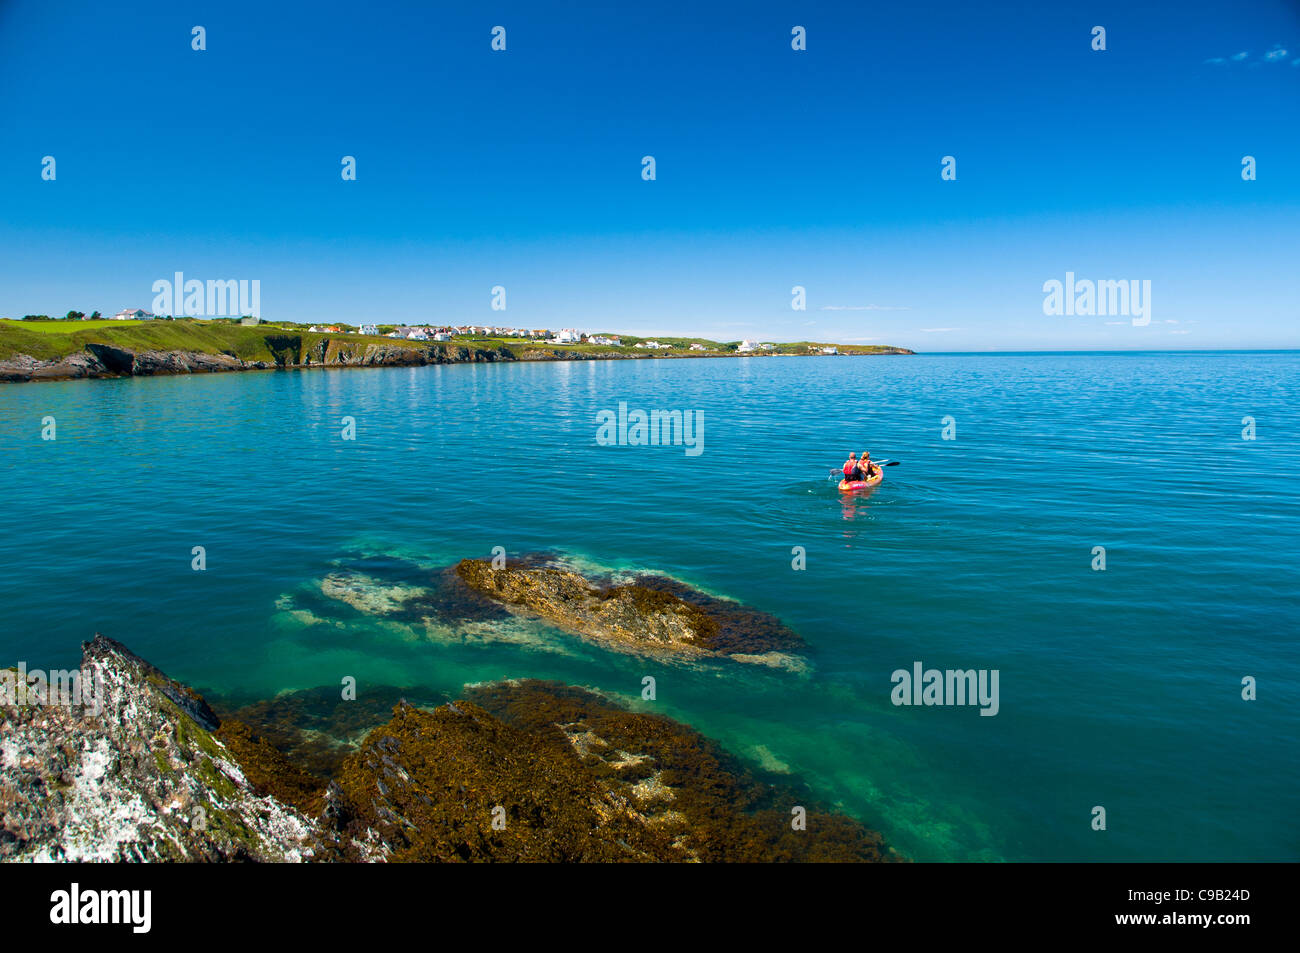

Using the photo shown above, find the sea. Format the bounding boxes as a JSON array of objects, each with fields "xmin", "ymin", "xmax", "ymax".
[{"xmin": 1, "ymin": 351, "xmax": 1296, "ymax": 861}]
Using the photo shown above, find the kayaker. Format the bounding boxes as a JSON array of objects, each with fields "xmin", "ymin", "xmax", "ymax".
[
  {"xmin": 858, "ymin": 451, "xmax": 877, "ymax": 481},
  {"xmin": 842, "ymin": 452, "xmax": 859, "ymax": 481}
]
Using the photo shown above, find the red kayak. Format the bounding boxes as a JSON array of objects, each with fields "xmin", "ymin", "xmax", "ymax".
[{"xmin": 838, "ymin": 469, "xmax": 883, "ymax": 492}]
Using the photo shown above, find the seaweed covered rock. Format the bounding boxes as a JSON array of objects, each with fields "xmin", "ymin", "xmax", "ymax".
[
  {"xmin": 465, "ymin": 680, "xmax": 891, "ymax": 862},
  {"xmin": 454, "ymin": 558, "xmax": 806, "ymax": 667},
  {"xmin": 0, "ymin": 635, "xmax": 326, "ymax": 861},
  {"xmin": 211, "ymin": 683, "xmax": 445, "ymax": 779},
  {"xmin": 328, "ymin": 680, "xmax": 891, "ymax": 863},
  {"xmin": 329, "ymin": 699, "xmax": 681, "ymax": 861}
]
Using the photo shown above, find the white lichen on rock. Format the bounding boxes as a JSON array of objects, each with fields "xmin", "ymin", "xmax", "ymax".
[{"xmin": 0, "ymin": 634, "xmax": 326, "ymax": 862}]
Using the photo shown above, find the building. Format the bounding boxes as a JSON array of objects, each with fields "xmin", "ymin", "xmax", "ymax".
[
  {"xmin": 689, "ymin": 343, "xmax": 706, "ymax": 351},
  {"xmin": 736, "ymin": 340, "xmax": 758, "ymax": 353},
  {"xmin": 113, "ymin": 308, "xmax": 155, "ymax": 321},
  {"xmin": 588, "ymin": 335, "xmax": 621, "ymax": 346},
  {"xmin": 358, "ymin": 324, "xmax": 379, "ymax": 335}
]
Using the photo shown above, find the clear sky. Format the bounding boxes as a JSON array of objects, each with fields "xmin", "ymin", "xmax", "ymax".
[{"xmin": 1, "ymin": 0, "xmax": 1297, "ymax": 350}]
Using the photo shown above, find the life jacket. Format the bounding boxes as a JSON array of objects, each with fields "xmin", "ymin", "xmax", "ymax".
[{"xmin": 843, "ymin": 461, "xmax": 856, "ymax": 476}]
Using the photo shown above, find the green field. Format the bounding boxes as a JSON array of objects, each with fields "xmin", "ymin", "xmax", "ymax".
[{"xmin": 9, "ymin": 319, "xmax": 145, "ymax": 334}]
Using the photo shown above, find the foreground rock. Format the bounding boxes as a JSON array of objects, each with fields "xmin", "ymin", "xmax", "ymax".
[
  {"xmin": 454, "ymin": 557, "xmax": 807, "ymax": 668},
  {"xmin": 0, "ymin": 635, "xmax": 325, "ymax": 861}
]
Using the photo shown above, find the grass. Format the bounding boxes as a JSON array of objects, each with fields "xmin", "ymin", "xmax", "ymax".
[
  {"xmin": 0, "ymin": 319, "xmax": 317, "ymax": 362},
  {"xmin": 6, "ymin": 319, "xmax": 144, "ymax": 333}
]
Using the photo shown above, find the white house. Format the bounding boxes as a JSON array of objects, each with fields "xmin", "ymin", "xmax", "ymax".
[
  {"xmin": 689, "ymin": 343, "xmax": 706, "ymax": 351},
  {"xmin": 113, "ymin": 308, "xmax": 154, "ymax": 321},
  {"xmin": 552, "ymin": 328, "xmax": 581, "ymax": 344},
  {"xmin": 432, "ymin": 331, "xmax": 451, "ymax": 341},
  {"xmin": 737, "ymin": 340, "xmax": 758, "ymax": 352},
  {"xmin": 358, "ymin": 324, "xmax": 379, "ymax": 335}
]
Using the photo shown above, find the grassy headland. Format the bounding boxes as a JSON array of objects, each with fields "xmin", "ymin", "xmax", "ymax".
[{"xmin": 0, "ymin": 318, "xmax": 913, "ymax": 383}]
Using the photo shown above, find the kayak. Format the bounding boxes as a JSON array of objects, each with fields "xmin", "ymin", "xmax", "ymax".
[{"xmin": 838, "ymin": 470, "xmax": 883, "ymax": 492}]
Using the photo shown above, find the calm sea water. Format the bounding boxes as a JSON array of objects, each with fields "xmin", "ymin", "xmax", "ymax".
[{"xmin": 2, "ymin": 352, "xmax": 1297, "ymax": 861}]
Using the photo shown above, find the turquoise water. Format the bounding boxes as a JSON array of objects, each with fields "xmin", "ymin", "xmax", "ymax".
[{"xmin": 2, "ymin": 352, "xmax": 1297, "ymax": 861}]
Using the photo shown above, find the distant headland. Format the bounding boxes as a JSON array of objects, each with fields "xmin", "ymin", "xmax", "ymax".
[{"xmin": 0, "ymin": 315, "xmax": 914, "ymax": 383}]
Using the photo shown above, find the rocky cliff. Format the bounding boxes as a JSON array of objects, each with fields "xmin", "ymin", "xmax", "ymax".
[{"xmin": 0, "ymin": 337, "xmax": 519, "ymax": 383}]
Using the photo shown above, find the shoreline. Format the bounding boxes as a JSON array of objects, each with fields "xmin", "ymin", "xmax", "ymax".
[{"xmin": 0, "ymin": 333, "xmax": 916, "ymax": 385}]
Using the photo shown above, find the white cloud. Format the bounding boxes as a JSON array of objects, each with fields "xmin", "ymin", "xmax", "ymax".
[{"xmin": 1207, "ymin": 47, "xmax": 1294, "ymax": 66}]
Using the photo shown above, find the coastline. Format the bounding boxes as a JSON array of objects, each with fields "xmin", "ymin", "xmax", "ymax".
[{"xmin": 0, "ymin": 321, "xmax": 914, "ymax": 384}]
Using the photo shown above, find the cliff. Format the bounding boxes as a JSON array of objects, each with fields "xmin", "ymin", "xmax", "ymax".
[{"xmin": 0, "ymin": 337, "xmax": 518, "ymax": 383}]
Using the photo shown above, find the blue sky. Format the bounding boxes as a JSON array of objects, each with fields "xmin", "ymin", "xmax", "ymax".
[{"xmin": 0, "ymin": 0, "xmax": 1297, "ymax": 350}]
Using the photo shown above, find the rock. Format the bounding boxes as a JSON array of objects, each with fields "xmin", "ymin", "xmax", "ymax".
[
  {"xmin": 0, "ymin": 350, "xmax": 109, "ymax": 382},
  {"xmin": 327, "ymin": 680, "xmax": 892, "ymax": 862},
  {"xmin": 0, "ymin": 635, "xmax": 326, "ymax": 861},
  {"xmin": 0, "ymin": 337, "xmax": 519, "ymax": 383},
  {"xmin": 453, "ymin": 558, "xmax": 806, "ymax": 665}
]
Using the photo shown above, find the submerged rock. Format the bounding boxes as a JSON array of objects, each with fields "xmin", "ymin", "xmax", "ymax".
[
  {"xmin": 454, "ymin": 557, "xmax": 807, "ymax": 667},
  {"xmin": 210, "ymin": 683, "xmax": 445, "ymax": 779},
  {"xmin": 328, "ymin": 679, "xmax": 891, "ymax": 862}
]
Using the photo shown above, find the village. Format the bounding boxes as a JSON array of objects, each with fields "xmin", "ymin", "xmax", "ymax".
[{"xmin": 306, "ymin": 324, "xmax": 837, "ymax": 354}]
